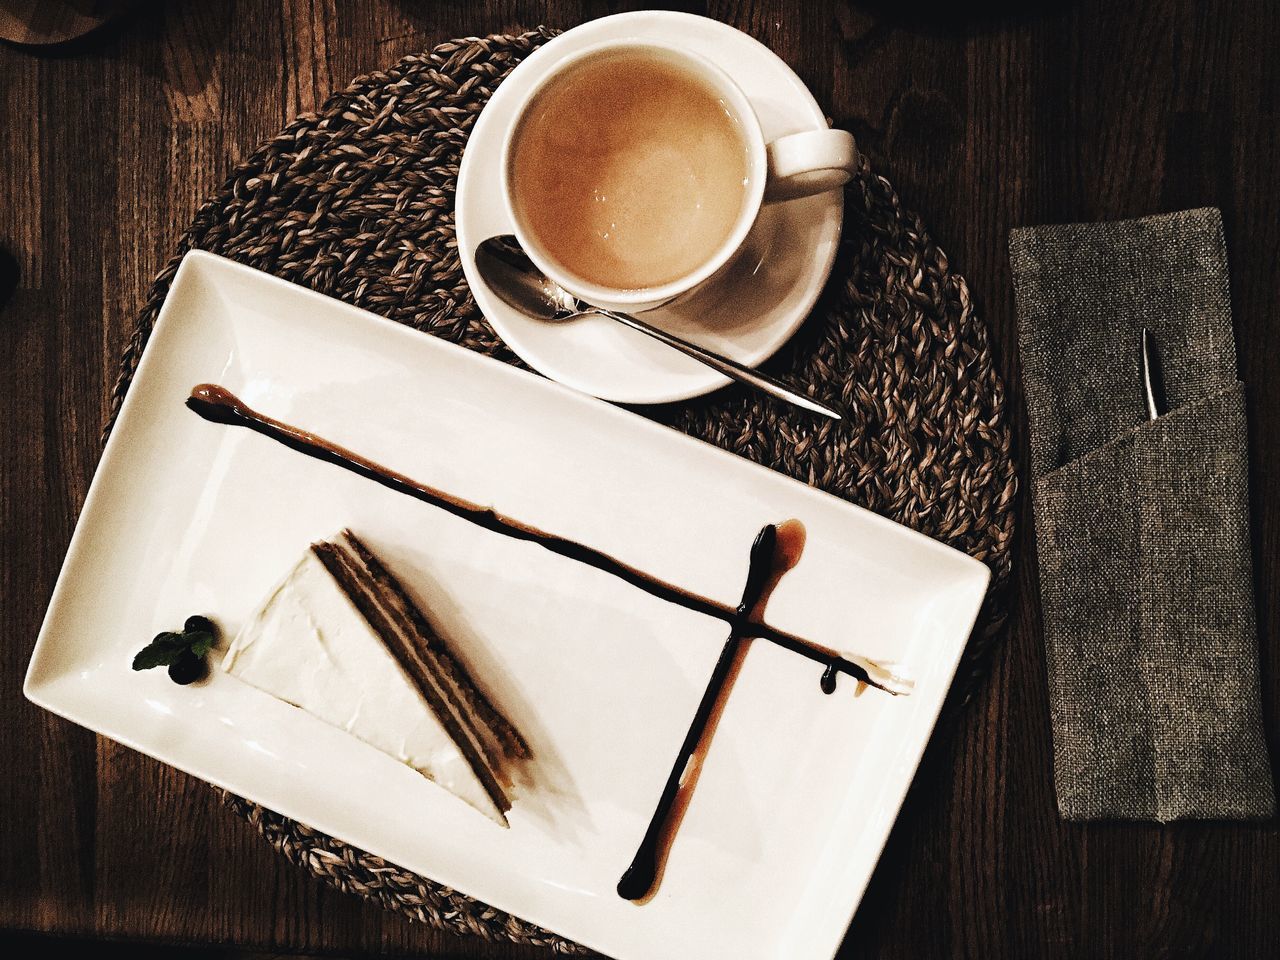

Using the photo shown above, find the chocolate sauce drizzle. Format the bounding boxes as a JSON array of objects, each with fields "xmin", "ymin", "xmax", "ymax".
[
  {"xmin": 820, "ymin": 663, "xmax": 838, "ymax": 694},
  {"xmin": 617, "ymin": 521, "xmax": 803, "ymax": 901},
  {"xmin": 186, "ymin": 384, "xmax": 891, "ymax": 692}
]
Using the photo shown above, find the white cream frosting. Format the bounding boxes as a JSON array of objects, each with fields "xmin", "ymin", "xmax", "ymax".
[{"xmin": 223, "ymin": 550, "xmax": 504, "ymax": 824}]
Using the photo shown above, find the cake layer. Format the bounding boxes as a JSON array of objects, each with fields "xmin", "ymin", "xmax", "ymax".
[
  {"xmin": 312, "ymin": 532, "xmax": 513, "ymax": 816},
  {"xmin": 222, "ymin": 540, "xmax": 513, "ymax": 824}
]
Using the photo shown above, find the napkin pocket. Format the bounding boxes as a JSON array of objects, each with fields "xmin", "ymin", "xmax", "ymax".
[{"xmin": 1032, "ymin": 381, "xmax": 1274, "ymax": 821}]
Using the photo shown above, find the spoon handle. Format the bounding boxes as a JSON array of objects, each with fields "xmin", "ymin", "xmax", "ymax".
[{"xmin": 598, "ymin": 310, "xmax": 842, "ymax": 420}]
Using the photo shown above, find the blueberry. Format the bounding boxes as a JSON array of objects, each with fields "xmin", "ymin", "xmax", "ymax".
[
  {"xmin": 168, "ymin": 651, "xmax": 207, "ymax": 685},
  {"xmin": 184, "ymin": 615, "xmax": 216, "ymax": 636}
]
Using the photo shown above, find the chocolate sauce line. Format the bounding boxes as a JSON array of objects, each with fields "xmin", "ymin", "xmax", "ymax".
[
  {"xmin": 617, "ymin": 523, "xmax": 781, "ymax": 902},
  {"xmin": 185, "ymin": 384, "xmax": 887, "ymax": 691}
]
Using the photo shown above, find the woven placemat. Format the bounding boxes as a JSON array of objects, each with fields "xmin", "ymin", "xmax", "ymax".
[{"xmin": 105, "ymin": 27, "xmax": 1016, "ymax": 954}]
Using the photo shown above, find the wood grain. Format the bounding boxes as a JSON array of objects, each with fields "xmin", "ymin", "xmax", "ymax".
[{"xmin": 1, "ymin": 0, "xmax": 1277, "ymax": 957}]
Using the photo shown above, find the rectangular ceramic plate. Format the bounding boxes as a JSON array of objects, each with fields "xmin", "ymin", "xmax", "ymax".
[{"xmin": 26, "ymin": 252, "xmax": 989, "ymax": 960}]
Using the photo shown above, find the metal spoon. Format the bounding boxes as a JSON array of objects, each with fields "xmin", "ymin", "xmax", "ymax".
[
  {"xmin": 474, "ymin": 235, "xmax": 841, "ymax": 420},
  {"xmin": 1141, "ymin": 326, "xmax": 1166, "ymax": 420}
]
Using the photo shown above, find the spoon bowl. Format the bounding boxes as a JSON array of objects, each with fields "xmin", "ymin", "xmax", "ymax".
[
  {"xmin": 473, "ymin": 235, "xmax": 840, "ymax": 420},
  {"xmin": 474, "ymin": 235, "xmax": 580, "ymax": 321}
]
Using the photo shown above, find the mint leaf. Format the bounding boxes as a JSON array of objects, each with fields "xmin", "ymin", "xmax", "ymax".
[
  {"xmin": 188, "ymin": 631, "xmax": 215, "ymax": 659},
  {"xmin": 132, "ymin": 633, "xmax": 185, "ymax": 670},
  {"xmin": 133, "ymin": 620, "xmax": 219, "ymax": 674}
]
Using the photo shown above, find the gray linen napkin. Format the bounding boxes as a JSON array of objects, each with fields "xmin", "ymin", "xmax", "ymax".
[{"xmin": 1010, "ymin": 207, "xmax": 1274, "ymax": 821}]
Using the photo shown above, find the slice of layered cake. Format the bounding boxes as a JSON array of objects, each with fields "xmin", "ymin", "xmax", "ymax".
[{"xmin": 222, "ymin": 530, "xmax": 526, "ymax": 825}]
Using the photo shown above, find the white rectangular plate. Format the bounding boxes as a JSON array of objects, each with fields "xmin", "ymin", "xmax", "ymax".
[{"xmin": 26, "ymin": 252, "xmax": 989, "ymax": 960}]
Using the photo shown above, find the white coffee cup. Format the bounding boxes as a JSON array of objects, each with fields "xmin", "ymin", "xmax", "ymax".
[{"xmin": 500, "ymin": 39, "xmax": 858, "ymax": 314}]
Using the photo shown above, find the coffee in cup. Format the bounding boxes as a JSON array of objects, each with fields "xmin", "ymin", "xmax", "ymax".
[
  {"xmin": 501, "ymin": 40, "xmax": 858, "ymax": 313},
  {"xmin": 508, "ymin": 48, "xmax": 752, "ymax": 292}
]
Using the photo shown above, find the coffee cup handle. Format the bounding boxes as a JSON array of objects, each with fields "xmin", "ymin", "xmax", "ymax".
[{"xmin": 763, "ymin": 129, "xmax": 858, "ymax": 202}]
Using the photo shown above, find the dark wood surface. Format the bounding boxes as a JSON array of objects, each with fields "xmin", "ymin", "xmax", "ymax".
[{"xmin": 1, "ymin": 0, "xmax": 1277, "ymax": 956}]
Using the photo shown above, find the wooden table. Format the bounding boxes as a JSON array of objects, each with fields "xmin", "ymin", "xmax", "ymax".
[{"xmin": 2, "ymin": 1, "xmax": 1276, "ymax": 956}]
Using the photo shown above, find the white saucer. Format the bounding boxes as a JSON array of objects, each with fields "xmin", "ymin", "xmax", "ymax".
[{"xmin": 455, "ymin": 11, "xmax": 845, "ymax": 405}]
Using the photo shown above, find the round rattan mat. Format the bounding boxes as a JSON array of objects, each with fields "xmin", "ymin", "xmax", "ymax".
[{"xmin": 106, "ymin": 27, "xmax": 1017, "ymax": 954}]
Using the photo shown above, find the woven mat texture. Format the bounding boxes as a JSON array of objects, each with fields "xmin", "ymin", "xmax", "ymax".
[{"xmin": 105, "ymin": 28, "xmax": 1017, "ymax": 953}]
